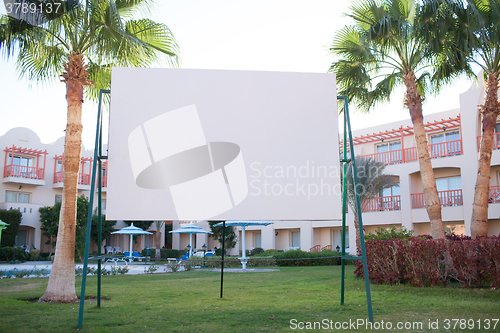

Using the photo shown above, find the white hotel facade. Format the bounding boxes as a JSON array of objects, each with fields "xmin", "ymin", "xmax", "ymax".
[{"xmin": 1, "ymin": 80, "xmax": 500, "ymax": 255}]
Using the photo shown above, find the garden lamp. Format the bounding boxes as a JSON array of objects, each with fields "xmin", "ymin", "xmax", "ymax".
[{"xmin": 202, "ymin": 243, "xmax": 207, "ymax": 266}]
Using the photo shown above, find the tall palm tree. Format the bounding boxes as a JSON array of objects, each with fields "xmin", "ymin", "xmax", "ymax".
[
  {"xmin": 424, "ymin": 0, "xmax": 500, "ymax": 237},
  {"xmin": 0, "ymin": 0, "xmax": 178, "ymax": 303},
  {"xmin": 330, "ymin": 0, "xmax": 452, "ymax": 239},
  {"xmin": 345, "ymin": 156, "xmax": 398, "ymax": 253}
]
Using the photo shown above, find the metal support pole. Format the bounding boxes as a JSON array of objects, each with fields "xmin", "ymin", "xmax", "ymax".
[
  {"xmin": 220, "ymin": 221, "xmax": 225, "ymax": 298},
  {"xmin": 339, "ymin": 95, "xmax": 374, "ymax": 323},
  {"xmin": 97, "ymin": 120, "xmax": 103, "ymax": 308},
  {"xmin": 78, "ymin": 89, "xmax": 110, "ymax": 329},
  {"xmin": 340, "ymin": 97, "xmax": 348, "ymax": 305}
]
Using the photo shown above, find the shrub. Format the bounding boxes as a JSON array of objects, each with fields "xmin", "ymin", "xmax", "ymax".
[
  {"xmin": 365, "ymin": 227, "xmax": 414, "ymax": 241},
  {"xmin": 186, "ymin": 255, "xmax": 277, "ymax": 268},
  {"xmin": 251, "ymin": 247, "xmax": 265, "ymax": 256},
  {"xmin": 0, "ymin": 209, "xmax": 22, "ymax": 247},
  {"xmin": 273, "ymin": 249, "xmax": 350, "ymax": 267},
  {"xmin": 160, "ymin": 248, "xmax": 181, "ymax": 259},
  {"xmin": 30, "ymin": 249, "xmax": 40, "ymax": 261},
  {"xmin": 356, "ymin": 236, "xmax": 500, "ymax": 288},
  {"xmin": 0, "ymin": 247, "xmax": 29, "ymax": 262}
]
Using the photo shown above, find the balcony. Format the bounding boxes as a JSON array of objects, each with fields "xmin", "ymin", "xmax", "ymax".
[
  {"xmin": 3, "ymin": 146, "xmax": 47, "ymax": 186},
  {"xmin": 53, "ymin": 171, "xmax": 91, "ymax": 186},
  {"xmin": 341, "ymin": 116, "xmax": 462, "ymax": 166},
  {"xmin": 411, "ymin": 189, "xmax": 463, "ymax": 208},
  {"xmin": 477, "ymin": 133, "xmax": 500, "ymax": 151},
  {"xmin": 362, "ymin": 195, "xmax": 401, "ymax": 212},
  {"xmin": 52, "ymin": 155, "xmax": 92, "ymax": 190},
  {"xmin": 362, "ymin": 140, "xmax": 462, "ymax": 165},
  {"xmin": 489, "ymin": 186, "xmax": 500, "ymax": 203}
]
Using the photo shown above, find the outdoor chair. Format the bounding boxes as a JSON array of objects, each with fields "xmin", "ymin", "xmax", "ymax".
[
  {"xmin": 177, "ymin": 252, "xmax": 190, "ymax": 260},
  {"xmin": 113, "ymin": 246, "xmax": 122, "ymax": 253}
]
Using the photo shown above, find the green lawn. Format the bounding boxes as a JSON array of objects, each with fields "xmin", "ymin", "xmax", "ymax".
[{"xmin": 0, "ymin": 266, "xmax": 499, "ymax": 332}]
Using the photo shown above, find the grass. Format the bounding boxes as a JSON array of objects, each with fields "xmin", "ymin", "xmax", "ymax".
[{"xmin": 0, "ymin": 266, "xmax": 499, "ymax": 332}]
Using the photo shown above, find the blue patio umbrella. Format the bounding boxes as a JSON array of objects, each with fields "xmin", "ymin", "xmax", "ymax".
[
  {"xmin": 214, "ymin": 221, "xmax": 274, "ymax": 269},
  {"xmin": 169, "ymin": 223, "xmax": 213, "ymax": 257},
  {"xmin": 111, "ymin": 223, "xmax": 152, "ymax": 259}
]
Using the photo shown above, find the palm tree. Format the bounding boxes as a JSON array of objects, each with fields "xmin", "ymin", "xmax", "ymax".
[
  {"xmin": 330, "ymin": 0, "xmax": 450, "ymax": 239},
  {"xmin": 0, "ymin": 0, "xmax": 178, "ymax": 303},
  {"xmin": 345, "ymin": 156, "xmax": 398, "ymax": 253},
  {"xmin": 424, "ymin": 0, "xmax": 500, "ymax": 237},
  {"xmin": 154, "ymin": 220, "xmax": 165, "ymax": 259}
]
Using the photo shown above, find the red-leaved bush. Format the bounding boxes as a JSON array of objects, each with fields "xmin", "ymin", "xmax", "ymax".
[{"xmin": 355, "ymin": 236, "xmax": 500, "ymax": 288}]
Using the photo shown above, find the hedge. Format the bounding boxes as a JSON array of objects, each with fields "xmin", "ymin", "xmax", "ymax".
[
  {"xmin": 0, "ymin": 209, "xmax": 22, "ymax": 247},
  {"xmin": 355, "ymin": 236, "xmax": 500, "ymax": 288}
]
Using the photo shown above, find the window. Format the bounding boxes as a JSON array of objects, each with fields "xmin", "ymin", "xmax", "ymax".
[
  {"xmin": 15, "ymin": 229, "xmax": 27, "ymax": 246},
  {"xmin": 376, "ymin": 141, "xmax": 402, "ymax": 163},
  {"xmin": 436, "ymin": 176, "xmax": 462, "ymax": 206},
  {"xmin": 378, "ymin": 185, "xmax": 401, "ymax": 210},
  {"xmin": 254, "ymin": 233, "xmax": 261, "ymax": 248},
  {"xmin": 291, "ymin": 231, "xmax": 300, "ymax": 248},
  {"xmin": 55, "ymin": 195, "xmax": 62, "ymax": 203},
  {"xmin": 7, "ymin": 154, "xmax": 35, "ymax": 178},
  {"xmin": 56, "ymin": 160, "xmax": 63, "ymax": 172},
  {"xmin": 430, "ymin": 130, "xmax": 461, "ymax": 156},
  {"xmin": 381, "ymin": 185, "xmax": 400, "ymax": 197},
  {"xmin": 6, "ymin": 191, "xmax": 31, "ymax": 203},
  {"xmin": 101, "ymin": 200, "xmax": 107, "ymax": 210},
  {"xmin": 144, "ymin": 235, "xmax": 151, "ymax": 248},
  {"xmin": 494, "ymin": 123, "xmax": 500, "ymax": 150},
  {"xmin": 332, "ymin": 229, "xmax": 350, "ymax": 253}
]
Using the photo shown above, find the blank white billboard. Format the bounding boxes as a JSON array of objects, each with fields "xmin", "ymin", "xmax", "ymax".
[{"xmin": 106, "ymin": 68, "xmax": 341, "ymax": 221}]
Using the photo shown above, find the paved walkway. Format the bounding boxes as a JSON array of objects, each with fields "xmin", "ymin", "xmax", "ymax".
[{"xmin": 0, "ymin": 260, "xmax": 166, "ymax": 276}]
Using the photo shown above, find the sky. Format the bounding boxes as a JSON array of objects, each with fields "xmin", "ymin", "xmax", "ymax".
[{"xmin": 0, "ymin": 0, "xmax": 473, "ymax": 149}]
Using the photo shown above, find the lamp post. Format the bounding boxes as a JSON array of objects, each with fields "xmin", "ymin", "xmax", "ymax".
[
  {"xmin": 202, "ymin": 243, "xmax": 207, "ymax": 266},
  {"xmin": 186, "ymin": 244, "xmax": 191, "ymax": 258}
]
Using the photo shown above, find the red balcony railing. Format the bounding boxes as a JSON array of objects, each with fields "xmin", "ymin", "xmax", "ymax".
[
  {"xmin": 477, "ymin": 133, "xmax": 500, "ymax": 151},
  {"xmin": 53, "ymin": 171, "xmax": 91, "ymax": 185},
  {"xmin": 4, "ymin": 165, "xmax": 45, "ymax": 180},
  {"xmin": 362, "ymin": 140, "xmax": 462, "ymax": 165},
  {"xmin": 489, "ymin": 185, "xmax": 500, "ymax": 203},
  {"xmin": 362, "ymin": 195, "xmax": 401, "ymax": 212},
  {"xmin": 412, "ymin": 189, "xmax": 463, "ymax": 208},
  {"xmin": 310, "ymin": 245, "xmax": 321, "ymax": 253}
]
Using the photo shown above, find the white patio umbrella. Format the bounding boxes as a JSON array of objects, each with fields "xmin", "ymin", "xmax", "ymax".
[
  {"xmin": 169, "ymin": 223, "xmax": 213, "ymax": 257},
  {"xmin": 111, "ymin": 223, "xmax": 153, "ymax": 259},
  {"xmin": 214, "ymin": 221, "xmax": 274, "ymax": 269}
]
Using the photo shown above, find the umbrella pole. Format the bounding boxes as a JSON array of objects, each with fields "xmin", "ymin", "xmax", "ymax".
[
  {"xmin": 129, "ymin": 235, "xmax": 133, "ymax": 262},
  {"xmin": 241, "ymin": 226, "xmax": 247, "ymax": 270},
  {"xmin": 189, "ymin": 234, "xmax": 193, "ymax": 257}
]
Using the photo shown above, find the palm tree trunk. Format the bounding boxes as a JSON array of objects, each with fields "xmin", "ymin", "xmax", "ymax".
[
  {"xmin": 404, "ymin": 71, "xmax": 445, "ymax": 239},
  {"xmin": 471, "ymin": 73, "xmax": 500, "ymax": 238},
  {"xmin": 40, "ymin": 53, "xmax": 89, "ymax": 303},
  {"xmin": 354, "ymin": 213, "xmax": 361, "ymax": 256}
]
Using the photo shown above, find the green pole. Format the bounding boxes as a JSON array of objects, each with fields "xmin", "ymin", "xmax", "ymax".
[
  {"xmin": 220, "ymin": 221, "xmax": 225, "ymax": 298},
  {"xmin": 338, "ymin": 96, "xmax": 348, "ymax": 305},
  {"xmin": 342, "ymin": 96, "xmax": 374, "ymax": 323},
  {"xmin": 97, "ymin": 113, "xmax": 103, "ymax": 308},
  {"xmin": 78, "ymin": 89, "xmax": 109, "ymax": 329}
]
